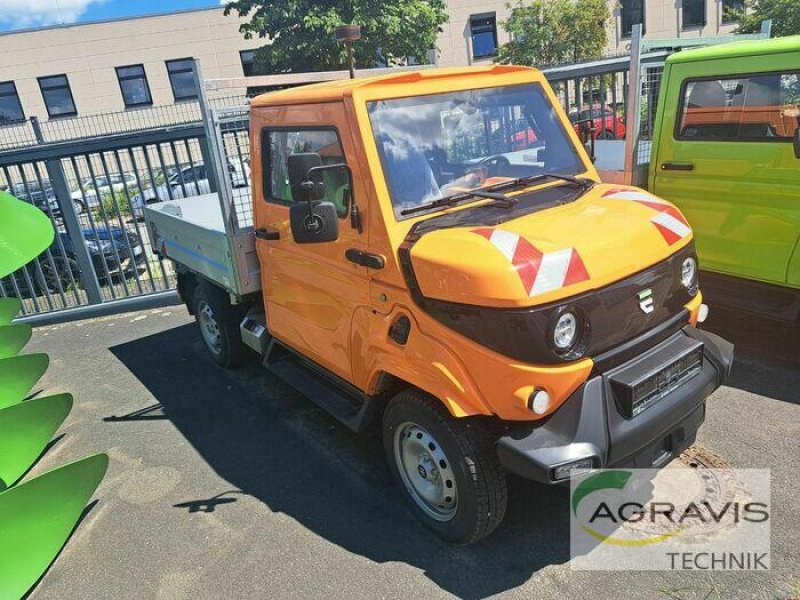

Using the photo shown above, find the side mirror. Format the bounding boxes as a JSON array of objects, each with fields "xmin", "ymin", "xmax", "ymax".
[
  {"xmin": 290, "ymin": 201, "xmax": 339, "ymax": 244},
  {"xmin": 573, "ymin": 118, "xmax": 596, "ymax": 163},
  {"xmin": 793, "ymin": 128, "xmax": 800, "ymax": 160},
  {"xmin": 288, "ymin": 153, "xmax": 325, "ymax": 202}
]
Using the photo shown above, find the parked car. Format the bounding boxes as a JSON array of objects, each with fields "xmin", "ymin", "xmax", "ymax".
[
  {"xmin": 505, "ymin": 105, "xmax": 626, "ymax": 151},
  {"xmin": 9, "ymin": 180, "xmax": 60, "ymax": 215},
  {"xmin": 568, "ymin": 104, "xmax": 627, "ymax": 139},
  {"xmin": 0, "ymin": 225, "xmax": 146, "ymax": 296},
  {"xmin": 70, "ymin": 172, "xmax": 139, "ymax": 214},
  {"xmin": 130, "ymin": 159, "xmax": 250, "ymax": 219}
]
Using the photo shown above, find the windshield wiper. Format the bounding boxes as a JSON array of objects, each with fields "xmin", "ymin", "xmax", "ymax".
[
  {"xmin": 399, "ymin": 172, "xmax": 593, "ymax": 217},
  {"xmin": 400, "ymin": 188, "xmax": 515, "ymax": 216}
]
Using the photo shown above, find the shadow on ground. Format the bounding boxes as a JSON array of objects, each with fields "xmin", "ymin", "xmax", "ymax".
[
  {"xmin": 111, "ymin": 324, "xmax": 571, "ymax": 599},
  {"xmin": 703, "ymin": 306, "xmax": 800, "ymax": 405}
]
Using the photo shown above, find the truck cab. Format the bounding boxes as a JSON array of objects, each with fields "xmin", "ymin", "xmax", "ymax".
[
  {"xmin": 649, "ymin": 36, "xmax": 800, "ymax": 315},
  {"xmin": 152, "ymin": 65, "xmax": 733, "ymax": 544}
]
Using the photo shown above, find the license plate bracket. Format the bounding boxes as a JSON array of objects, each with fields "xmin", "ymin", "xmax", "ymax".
[{"xmin": 608, "ymin": 335, "xmax": 704, "ymax": 419}]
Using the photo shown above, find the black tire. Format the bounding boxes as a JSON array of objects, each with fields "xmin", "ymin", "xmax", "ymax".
[
  {"xmin": 73, "ymin": 199, "xmax": 86, "ymax": 216},
  {"xmin": 597, "ymin": 129, "xmax": 616, "ymax": 140},
  {"xmin": 191, "ymin": 282, "xmax": 248, "ymax": 368},
  {"xmin": 382, "ymin": 389, "xmax": 507, "ymax": 545}
]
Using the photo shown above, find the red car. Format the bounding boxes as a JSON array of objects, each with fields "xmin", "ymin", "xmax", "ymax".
[
  {"xmin": 569, "ymin": 105, "xmax": 626, "ymax": 140},
  {"xmin": 506, "ymin": 105, "xmax": 626, "ymax": 151}
]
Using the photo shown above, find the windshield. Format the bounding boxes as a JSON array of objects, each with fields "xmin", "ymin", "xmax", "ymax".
[{"xmin": 368, "ymin": 83, "xmax": 585, "ymax": 219}]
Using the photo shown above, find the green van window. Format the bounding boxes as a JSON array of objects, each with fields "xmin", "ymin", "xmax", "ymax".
[{"xmin": 677, "ymin": 72, "xmax": 800, "ymax": 141}]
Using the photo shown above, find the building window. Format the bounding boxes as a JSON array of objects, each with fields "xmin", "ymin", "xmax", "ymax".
[
  {"xmin": 240, "ymin": 50, "xmax": 256, "ymax": 77},
  {"xmin": 620, "ymin": 0, "xmax": 646, "ymax": 37},
  {"xmin": 38, "ymin": 75, "xmax": 77, "ymax": 118},
  {"xmin": 166, "ymin": 58, "xmax": 198, "ymax": 101},
  {"xmin": 470, "ymin": 14, "xmax": 498, "ymax": 59},
  {"xmin": 722, "ymin": 0, "xmax": 744, "ymax": 23},
  {"xmin": 116, "ymin": 64, "xmax": 152, "ymax": 108},
  {"xmin": 682, "ymin": 0, "xmax": 706, "ymax": 28},
  {"xmin": 0, "ymin": 81, "xmax": 24, "ymax": 125}
]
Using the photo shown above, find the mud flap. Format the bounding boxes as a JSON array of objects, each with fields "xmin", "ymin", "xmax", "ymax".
[
  {"xmin": 0, "ymin": 394, "xmax": 74, "ymax": 490},
  {"xmin": 0, "ymin": 323, "xmax": 32, "ymax": 359},
  {"xmin": 0, "ymin": 353, "xmax": 49, "ymax": 410},
  {"xmin": 0, "ymin": 454, "xmax": 108, "ymax": 600}
]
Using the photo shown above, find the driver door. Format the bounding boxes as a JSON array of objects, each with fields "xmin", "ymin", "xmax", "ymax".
[{"xmin": 254, "ymin": 107, "xmax": 370, "ymax": 383}]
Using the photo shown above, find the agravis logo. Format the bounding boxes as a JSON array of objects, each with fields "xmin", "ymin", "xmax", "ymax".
[{"xmin": 569, "ymin": 462, "xmax": 771, "ymax": 571}]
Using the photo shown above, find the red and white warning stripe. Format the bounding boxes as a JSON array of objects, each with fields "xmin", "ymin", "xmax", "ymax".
[
  {"xmin": 472, "ymin": 228, "xmax": 589, "ymax": 297},
  {"xmin": 602, "ymin": 188, "xmax": 691, "ymax": 245}
]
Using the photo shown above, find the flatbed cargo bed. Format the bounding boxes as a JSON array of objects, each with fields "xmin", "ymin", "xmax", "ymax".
[{"xmin": 144, "ymin": 193, "xmax": 260, "ymax": 297}]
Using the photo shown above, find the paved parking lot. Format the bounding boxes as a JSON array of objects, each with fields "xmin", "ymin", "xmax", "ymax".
[{"xmin": 25, "ymin": 304, "xmax": 800, "ymax": 599}]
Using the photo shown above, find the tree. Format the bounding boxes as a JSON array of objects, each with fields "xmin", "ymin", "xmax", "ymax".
[
  {"xmin": 495, "ymin": 0, "xmax": 610, "ymax": 67},
  {"xmin": 223, "ymin": 0, "xmax": 448, "ymax": 75},
  {"xmin": 734, "ymin": 0, "xmax": 800, "ymax": 37}
]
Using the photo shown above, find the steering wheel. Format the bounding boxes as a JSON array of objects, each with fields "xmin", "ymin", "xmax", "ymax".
[{"xmin": 477, "ymin": 154, "xmax": 510, "ymax": 177}]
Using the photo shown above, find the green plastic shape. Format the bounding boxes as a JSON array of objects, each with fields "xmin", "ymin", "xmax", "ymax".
[
  {"xmin": 0, "ymin": 453, "xmax": 108, "ymax": 600},
  {"xmin": 0, "ymin": 323, "xmax": 32, "ymax": 359},
  {"xmin": 0, "ymin": 353, "xmax": 49, "ymax": 410},
  {"xmin": 0, "ymin": 190, "xmax": 54, "ymax": 279},
  {"xmin": 0, "ymin": 393, "xmax": 73, "ymax": 491},
  {"xmin": 0, "ymin": 298, "xmax": 21, "ymax": 325}
]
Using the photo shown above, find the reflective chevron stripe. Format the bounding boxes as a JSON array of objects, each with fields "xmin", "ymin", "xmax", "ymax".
[
  {"xmin": 602, "ymin": 188, "xmax": 691, "ymax": 245},
  {"xmin": 472, "ymin": 228, "xmax": 589, "ymax": 297}
]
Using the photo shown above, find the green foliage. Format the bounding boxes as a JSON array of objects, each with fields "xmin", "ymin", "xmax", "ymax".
[
  {"xmin": 223, "ymin": 0, "xmax": 449, "ymax": 74},
  {"xmin": 735, "ymin": 0, "xmax": 800, "ymax": 36},
  {"xmin": 96, "ymin": 190, "xmax": 131, "ymax": 220},
  {"xmin": 495, "ymin": 0, "xmax": 610, "ymax": 67}
]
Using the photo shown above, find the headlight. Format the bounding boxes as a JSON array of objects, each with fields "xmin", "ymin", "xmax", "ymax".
[
  {"xmin": 681, "ymin": 256, "xmax": 697, "ymax": 290},
  {"xmin": 553, "ymin": 311, "xmax": 578, "ymax": 351}
]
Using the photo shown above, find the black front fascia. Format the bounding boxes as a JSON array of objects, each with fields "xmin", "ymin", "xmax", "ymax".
[{"xmin": 399, "ymin": 226, "xmax": 698, "ymax": 364}]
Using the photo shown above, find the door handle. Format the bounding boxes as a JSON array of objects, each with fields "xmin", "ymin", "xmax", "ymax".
[
  {"xmin": 345, "ymin": 248, "xmax": 384, "ymax": 269},
  {"xmin": 660, "ymin": 162, "xmax": 694, "ymax": 171},
  {"xmin": 254, "ymin": 228, "xmax": 280, "ymax": 240}
]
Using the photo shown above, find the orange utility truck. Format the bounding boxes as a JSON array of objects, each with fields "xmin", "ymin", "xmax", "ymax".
[{"xmin": 145, "ymin": 65, "xmax": 734, "ymax": 544}]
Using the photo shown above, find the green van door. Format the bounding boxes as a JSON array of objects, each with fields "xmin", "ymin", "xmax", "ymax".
[{"xmin": 650, "ymin": 38, "xmax": 800, "ymax": 287}]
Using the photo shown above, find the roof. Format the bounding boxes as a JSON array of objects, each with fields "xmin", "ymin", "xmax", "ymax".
[
  {"xmin": 250, "ymin": 65, "xmax": 538, "ymax": 107},
  {"xmin": 667, "ymin": 35, "xmax": 800, "ymax": 64}
]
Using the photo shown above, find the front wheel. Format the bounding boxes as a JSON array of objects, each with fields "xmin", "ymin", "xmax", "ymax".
[
  {"xmin": 192, "ymin": 283, "xmax": 248, "ymax": 368},
  {"xmin": 383, "ymin": 389, "xmax": 507, "ymax": 545}
]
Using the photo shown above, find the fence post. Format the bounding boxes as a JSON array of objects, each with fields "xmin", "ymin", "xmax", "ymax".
[
  {"xmin": 31, "ymin": 117, "xmax": 104, "ymax": 305},
  {"xmin": 623, "ymin": 24, "xmax": 643, "ymax": 186}
]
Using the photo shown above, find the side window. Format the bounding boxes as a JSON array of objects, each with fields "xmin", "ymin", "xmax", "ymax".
[
  {"xmin": 677, "ymin": 72, "xmax": 800, "ymax": 141},
  {"xmin": 263, "ymin": 128, "xmax": 349, "ymax": 217}
]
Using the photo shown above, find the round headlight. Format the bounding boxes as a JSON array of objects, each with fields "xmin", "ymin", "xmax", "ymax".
[
  {"xmin": 553, "ymin": 312, "xmax": 578, "ymax": 351},
  {"xmin": 681, "ymin": 256, "xmax": 697, "ymax": 289}
]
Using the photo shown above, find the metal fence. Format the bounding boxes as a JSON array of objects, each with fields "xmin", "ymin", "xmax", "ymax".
[{"xmin": 0, "ymin": 96, "xmax": 212, "ymax": 319}]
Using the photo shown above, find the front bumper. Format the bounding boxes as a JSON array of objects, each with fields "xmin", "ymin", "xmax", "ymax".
[{"xmin": 497, "ymin": 326, "xmax": 734, "ymax": 483}]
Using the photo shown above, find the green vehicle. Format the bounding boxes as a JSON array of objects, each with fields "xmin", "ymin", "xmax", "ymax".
[{"xmin": 648, "ymin": 36, "xmax": 800, "ymax": 318}]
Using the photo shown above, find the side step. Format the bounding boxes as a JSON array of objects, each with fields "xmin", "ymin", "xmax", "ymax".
[{"xmin": 264, "ymin": 340, "xmax": 381, "ymax": 433}]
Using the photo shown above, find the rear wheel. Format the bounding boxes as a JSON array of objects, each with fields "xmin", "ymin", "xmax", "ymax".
[
  {"xmin": 383, "ymin": 389, "xmax": 507, "ymax": 545},
  {"xmin": 72, "ymin": 199, "xmax": 86, "ymax": 216},
  {"xmin": 597, "ymin": 129, "xmax": 616, "ymax": 140},
  {"xmin": 191, "ymin": 282, "xmax": 248, "ymax": 368}
]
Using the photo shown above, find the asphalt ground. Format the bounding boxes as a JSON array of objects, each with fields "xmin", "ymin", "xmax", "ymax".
[{"xmin": 23, "ymin": 303, "xmax": 800, "ymax": 600}]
